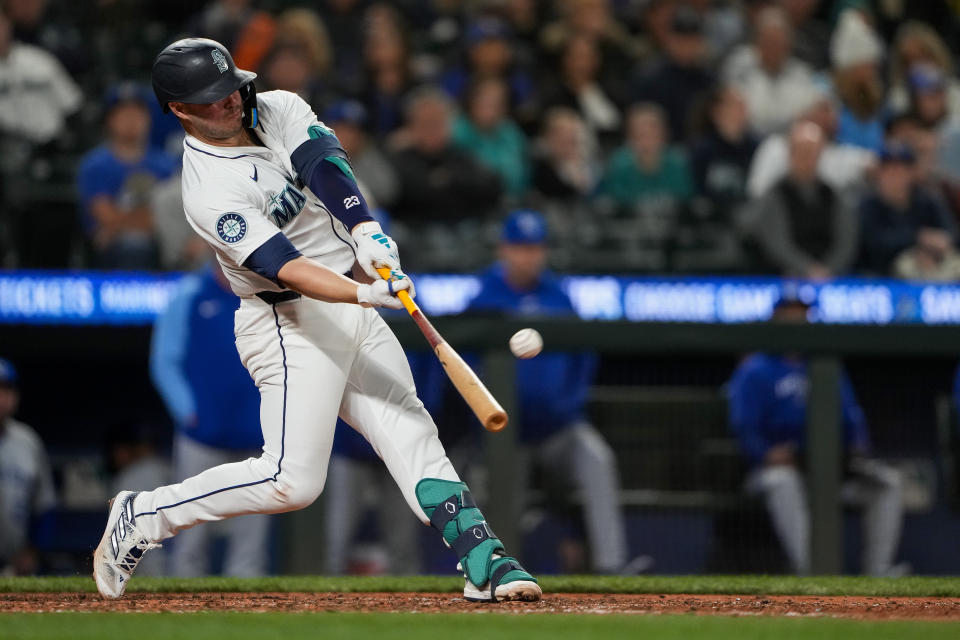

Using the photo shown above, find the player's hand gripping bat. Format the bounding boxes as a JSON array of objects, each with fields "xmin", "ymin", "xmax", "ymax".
[{"xmin": 377, "ymin": 267, "xmax": 508, "ymax": 432}]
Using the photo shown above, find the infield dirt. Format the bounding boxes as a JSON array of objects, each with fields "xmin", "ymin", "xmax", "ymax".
[{"xmin": 4, "ymin": 593, "xmax": 960, "ymax": 620}]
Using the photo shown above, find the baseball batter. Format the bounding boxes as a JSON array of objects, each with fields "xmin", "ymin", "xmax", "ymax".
[{"xmin": 93, "ymin": 38, "xmax": 540, "ymax": 603}]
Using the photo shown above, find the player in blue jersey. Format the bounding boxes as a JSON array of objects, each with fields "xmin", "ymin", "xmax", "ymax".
[
  {"xmin": 150, "ymin": 261, "xmax": 270, "ymax": 576},
  {"xmin": 465, "ymin": 209, "xmax": 641, "ymax": 574},
  {"xmin": 727, "ymin": 297, "xmax": 906, "ymax": 575}
]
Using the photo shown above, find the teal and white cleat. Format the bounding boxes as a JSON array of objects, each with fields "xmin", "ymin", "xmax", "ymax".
[
  {"xmin": 460, "ymin": 555, "xmax": 542, "ymax": 602},
  {"xmin": 417, "ymin": 478, "xmax": 541, "ymax": 603}
]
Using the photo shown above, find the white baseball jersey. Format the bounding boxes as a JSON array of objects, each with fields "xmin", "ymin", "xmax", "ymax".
[
  {"xmin": 180, "ymin": 90, "xmax": 356, "ymax": 296},
  {"xmin": 130, "ymin": 87, "xmax": 460, "ymax": 552}
]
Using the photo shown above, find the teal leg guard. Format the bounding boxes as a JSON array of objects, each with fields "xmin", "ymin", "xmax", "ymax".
[{"xmin": 416, "ymin": 478, "xmax": 536, "ymax": 592}]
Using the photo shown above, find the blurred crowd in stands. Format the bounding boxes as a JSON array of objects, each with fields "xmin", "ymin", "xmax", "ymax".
[{"xmin": 2, "ymin": 0, "xmax": 960, "ymax": 277}]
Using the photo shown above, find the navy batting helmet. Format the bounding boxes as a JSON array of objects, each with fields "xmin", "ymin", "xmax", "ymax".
[{"xmin": 152, "ymin": 38, "xmax": 259, "ymax": 127}]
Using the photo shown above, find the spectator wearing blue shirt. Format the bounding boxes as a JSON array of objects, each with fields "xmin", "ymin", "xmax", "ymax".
[
  {"xmin": 150, "ymin": 262, "xmax": 270, "ymax": 576},
  {"xmin": 465, "ymin": 209, "xmax": 641, "ymax": 574},
  {"xmin": 726, "ymin": 298, "xmax": 905, "ymax": 576},
  {"xmin": 77, "ymin": 82, "xmax": 177, "ymax": 268}
]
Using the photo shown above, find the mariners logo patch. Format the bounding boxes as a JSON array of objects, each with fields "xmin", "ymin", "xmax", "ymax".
[
  {"xmin": 211, "ymin": 49, "xmax": 228, "ymax": 73},
  {"xmin": 216, "ymin": 213, "xmax": 247, "ymax": 244}
]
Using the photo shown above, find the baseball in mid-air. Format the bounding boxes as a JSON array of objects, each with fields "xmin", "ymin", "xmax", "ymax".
[{"xmin": 509, "ymin": 328, "xmax": 543, "ymax": 359}]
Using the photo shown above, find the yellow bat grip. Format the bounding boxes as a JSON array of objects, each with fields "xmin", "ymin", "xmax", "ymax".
[{"xmin": 376, "ymin": 267, "xmax": 419, "ymax": 315}]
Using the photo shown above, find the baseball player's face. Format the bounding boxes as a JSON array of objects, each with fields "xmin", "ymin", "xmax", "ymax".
[
  {"xmin": 107, "ymin": 102, "xmax": 151, "ymax": 146},
  {"xmin": 172, "ymin": 90, "xmax": 245, "ymax": 144},
  {"xmin": 498, "ymin": 243, "xmax": 547, "ymax": 289}
]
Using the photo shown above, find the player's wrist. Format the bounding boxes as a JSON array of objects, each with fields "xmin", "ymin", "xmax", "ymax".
[
  {"xmin": 356, "ymin": 283, "xmax": 372, "ymax": 307},
  {"xmin": 355, "ymin": 279, "xmax": 407, "ymax": 309},
  {"xmin": 351, "ymin": 220, "xmax": 382, "ymax": 239}
]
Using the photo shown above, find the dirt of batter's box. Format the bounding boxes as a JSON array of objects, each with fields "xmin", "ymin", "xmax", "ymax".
[{"xmin": 3, "ymin": 593, "xmax": 960, "ymax": 620}]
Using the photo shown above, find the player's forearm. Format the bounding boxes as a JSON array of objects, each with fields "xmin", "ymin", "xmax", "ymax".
[
  {"xmin": 277, "ymin": 256, "xmax": 360, "ymax": 304},
  {"xmin": 90, "ymin": 199, "xmax": 153, "ymax": 233}
]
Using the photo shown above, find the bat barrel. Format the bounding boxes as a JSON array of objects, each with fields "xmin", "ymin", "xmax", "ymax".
[
  {"xmin": 378, "ymin": 266, "xmax": 509, "ymax": 433},
  {"xmin": 485, "ymin": 411, "xmax": 508, "ymax": 432},
  {"xmin": 434, "ymin": 342, "xmax": 508, "ymax": 432}
]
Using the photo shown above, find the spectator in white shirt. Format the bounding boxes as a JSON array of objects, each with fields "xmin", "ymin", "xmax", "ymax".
[
  {"xmin": 0, "ymin": 9, "xmax": 80, "ymax": 172},
  {"xmin": 745, "ymin": 90, "xmax": 874, "ymax": 199},
  {"xmin": 722, "ymin": 6, "xmax": 818, "ymax": 137}
]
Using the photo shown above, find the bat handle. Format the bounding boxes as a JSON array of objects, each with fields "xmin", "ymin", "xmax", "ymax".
[{"xmin": 376, "ymin": 267, "xmax": 419, "ymax": 315}]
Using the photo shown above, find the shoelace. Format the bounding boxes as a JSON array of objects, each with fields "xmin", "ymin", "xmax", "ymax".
[{"xmin": 116, "ymin": 539, "xmax": 163, "ymax": 574}]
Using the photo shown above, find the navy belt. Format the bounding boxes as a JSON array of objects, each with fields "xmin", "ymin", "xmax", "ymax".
[{"xmin": 255, "ymin": 290, "xmax": 301, "ymax": 304}]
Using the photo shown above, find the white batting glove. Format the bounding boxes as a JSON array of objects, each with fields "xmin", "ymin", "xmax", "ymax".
[
  {"xmin": 352, "ymin": 221, "xmax": 401, "ymax": 280},
  {"xmin": 356, "ymin": 275, "xmax": 412, "ymax": 310},
  {"xmin": 384, "ymin": 267, "xmax": 415, "ymax": 298}
]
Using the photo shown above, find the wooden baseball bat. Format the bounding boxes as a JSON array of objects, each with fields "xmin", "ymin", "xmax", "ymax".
[{"xmin": 376, "ymin": 267, "xmax": 508, "ymax": 432}]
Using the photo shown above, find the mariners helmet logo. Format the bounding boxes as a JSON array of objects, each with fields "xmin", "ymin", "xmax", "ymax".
[
  {"xmin": 211, "ymin": 49, "xmax": 228, "ymax": 73},
  {"xmin": 216, "ymin": 212, "xmax": 247, "ymax": 243}
]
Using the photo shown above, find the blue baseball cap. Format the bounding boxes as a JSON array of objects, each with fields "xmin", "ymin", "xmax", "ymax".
[
  {"xmin": 879, "ymin": 141, "xmax": 916, "ymax": 165},
  {"xmin": 908, "ymin": 64, "xmax": 946, "ymax": 94},
  {"xmin": 0, "ymin": 358, "xmax": 18, "ymax": 387},
  {"xmin": 501, "ymin": 209, "xmax": 547, "ymax": 244},
  {"xmin": 323, "ymin": 99, "xmax": 367, "ymax": 127},
  {"xmin": 104, "ymin": 81, "xmax": 153, "ymax": 112},
  {"xmin": 466, "ymin": 17, "xmax": 510, "ymax": 46}
]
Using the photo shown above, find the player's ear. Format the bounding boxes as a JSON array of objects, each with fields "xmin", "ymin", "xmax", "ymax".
[{"xmin": 168, "ymin": 102, "xmax": 188, "ymax": 120}]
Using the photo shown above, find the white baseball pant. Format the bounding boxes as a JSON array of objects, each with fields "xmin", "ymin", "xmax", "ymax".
[
  {"xmin": 520, "ymin": 423, "xmax": 628, "ymax": 573},
  {"xmin": 131, "ymin": 296, "xmax": 460, "ymax": 544},
  {"xmin": 746, "ymin": 462, "xmax": 904, "ymax": 575}
]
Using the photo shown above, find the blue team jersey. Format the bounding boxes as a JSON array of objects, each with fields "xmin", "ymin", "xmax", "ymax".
[
  {"xmin": 77, "ymin": 144, "xmax": 177, "ymax": 233},
  {"xmin": 150, "ymin": 267, "xmax": 263, "ymax": 450},
  {"xmin": 726, "ymin": 353, "xmax": 871, "ymax": 466},
  {"xmin": 466, "ymin": 264, "xmax": 596, "ymax": 442}
]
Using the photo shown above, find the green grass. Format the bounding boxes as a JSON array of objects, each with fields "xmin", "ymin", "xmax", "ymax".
[
  {"xmin": 2, "ymin": 612, "xmax": 958, "ymax": 640},
  {"xmin": 3, "ymin": 574, "xmax": 960, "ymax": 596}
]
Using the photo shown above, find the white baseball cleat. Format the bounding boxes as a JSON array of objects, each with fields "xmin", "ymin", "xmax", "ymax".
[
  {"xmin": 92, "ymin": 491, "xmax": 161, "ymax": 599},
  {"xmin": 463, "ymin": 577, "xmax": 542, "ymax": 602},
  {"xmin": 459, "ymin": 557, "xmax": 543, "ymax": 603}
]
